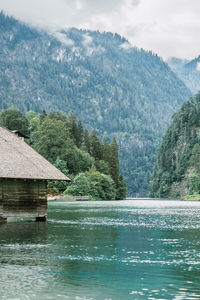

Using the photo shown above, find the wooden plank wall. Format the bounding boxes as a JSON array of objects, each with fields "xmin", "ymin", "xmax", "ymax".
[
  {"xmin": 0, "ymin": 179, "xmax": 47, "ymax": 218},
  {"xmin": 0, "ymin": 182, "xmax": 3, "ymax": 219}
]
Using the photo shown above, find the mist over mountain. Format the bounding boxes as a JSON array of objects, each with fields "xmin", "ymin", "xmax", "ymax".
[
  {"xmin": 167, "ymin": 56, "xmax": 200, "ymax": 94},
  {"xmin": 0, "ymin": 12, "xmax": 192, "ymax": 196}
]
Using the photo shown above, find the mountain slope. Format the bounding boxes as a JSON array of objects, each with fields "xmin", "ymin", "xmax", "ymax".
[
  {"xmin": 149, "ymin": 92, "xmax": 200, "ymax": 198},
  {"xmin": 0, "ymin": 12, "xmax": 192, "ymax": 195},
  {"xmin": 167, "ymin": 57, "xmax": 200, "ymax": 94}
]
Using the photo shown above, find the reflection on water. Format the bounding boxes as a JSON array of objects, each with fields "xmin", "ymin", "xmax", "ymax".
[{"xmin": 0, "ymin": 200, "xmax": 200, "ymax": 299}]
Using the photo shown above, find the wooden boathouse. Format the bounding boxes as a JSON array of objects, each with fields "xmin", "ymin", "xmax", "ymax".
[{"xmin": 0, "ymin": 126, "xmax": 70, "ymax": 222}]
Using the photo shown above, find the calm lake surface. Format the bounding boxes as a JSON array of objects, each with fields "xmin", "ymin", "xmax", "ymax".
[{"xmin": 0, "ymin": 200, "xmax": 200, "ymax": 299}]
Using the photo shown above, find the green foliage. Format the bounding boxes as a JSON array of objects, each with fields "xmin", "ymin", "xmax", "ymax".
[
  {"xmin": 48, "ymin": 111, "xmax": 68, "ymax": 123},
  {"xmin": 182, "ymin": 193, "xmax": 200, "ymax": 201},
  {"xmin": 188, "ymin": 173, "xmax": 200, "ymax": 195},
  {"xmin": 190, "ymin": 143, "xmax": 200, "ymax": 174},
  {"xmin": 95, "ymin": 160, "xmax": 110, "ymax": 175},
  {"xmin": 64, "ymin": 173, "xmax": 91, "ymax": 197},
  {"xmin": 83, "ymin": 129, "xmax": 91, "ymax": 154},
  {"xmin": 26, "ymin": 110, "xmax": 37, "ymax": 123},
  {"xmin": 150, "ymin": 92, "xmax": 200, "ymax": 198},
  {"xmin": 40, "ymin": 110, "xmax": 47, "ymax": 124},
  {"xmin": 77, "ymin": 120, "xmax": 84, "ymax": 148},
  {"xmin": 109, "ymin": 138, "xmax": 120, "ymax": 185},
  {"xmin": 33, "ymin": 118, "xmax": 69, "ymax": 163},
  {"xmin": 116, "ymin": 175, "xmax": 127, "ymax": 200},
  {"xmin": 91, "ymin": 130, "xmax": 102, "ymax": 161},
  {"xmin": 65, "ymin": 145, "xmax": 94, "ymax": 174},
  {"xmin": 47, "ymin": 158, "xmax": 70, "ymax": 194},
  {"xmin": 86, "ymin": 169, "xmax": 116, "ymax": 200},
  {"xmin": 68, "ymin": 111, "xmax": 79, "ymax": 146},
  {"xmin": 65, "ymin": 169, "xmax": 116, "ymax": 200},
  {"xmin": 26, "ymin": 110, "xmax": 40, "ymax": 143},
  {"xmin": 0, "ymin": 107, "xmax": 29, "ymax": 134}
]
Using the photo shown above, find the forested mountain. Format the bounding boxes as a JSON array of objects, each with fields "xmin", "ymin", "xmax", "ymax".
[
  {"xmin": 0, "ymin": 12, "xmax": 192, "ymax": 195},
  {"xmin": 149, "ymin": 92, "xmax": 200, "ymax": 198},
  {"xmin": 167, "ymin": 56, "xmax": 200, "ymax": 94}
]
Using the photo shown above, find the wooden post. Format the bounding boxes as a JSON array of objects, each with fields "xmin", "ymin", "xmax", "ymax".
[
  {"xmin": 0, "ymin": 180, "xmax": 5, "ymax": 221},
  {"xmin": 35, "ymin": 216, "xmax": 46, "ymax": 222}
]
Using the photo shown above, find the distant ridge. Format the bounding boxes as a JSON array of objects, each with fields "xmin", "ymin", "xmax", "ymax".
[{"xmin": 167, "ymin": 56, "xmax": 200, "ymax": 94}]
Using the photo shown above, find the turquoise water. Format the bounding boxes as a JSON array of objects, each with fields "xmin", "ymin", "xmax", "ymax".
[{"xmin": 0, "ymin": 200, "xmax": 200, "ymax": 299}]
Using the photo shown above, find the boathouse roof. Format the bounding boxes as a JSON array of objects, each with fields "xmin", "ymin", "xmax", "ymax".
[{"xmin": 0, "ymin": 126, "xmax": 70, "ymax": 181}]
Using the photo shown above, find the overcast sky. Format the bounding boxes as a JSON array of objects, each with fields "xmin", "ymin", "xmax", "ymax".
[{"xmin": 0, "ymin": 0, "xmax": 199, "ymax": 60}]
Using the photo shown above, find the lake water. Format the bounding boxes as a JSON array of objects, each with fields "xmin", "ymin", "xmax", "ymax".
[{"xmin": 0, "ymin": 200, "xmax": 200, "ymax": 299}]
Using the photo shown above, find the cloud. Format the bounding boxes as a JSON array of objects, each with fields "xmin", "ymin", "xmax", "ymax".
[
  {"xmin": 53, "ymin": 32, "xmax": 74, "ymax": 46},
  {"xmin": 82, "ymin": 33, "xmax": 93, "ymax": 47},
  {"xmin": 0, "ymin": 0, "xmax": 200, "ymax": 59},
  {"xmin": 120, "ymin": 42, "xmax": 133, "ymax": 50}
]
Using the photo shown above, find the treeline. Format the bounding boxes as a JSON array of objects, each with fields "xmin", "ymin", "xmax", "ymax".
[
  {"xmin": 0, "ymin": 107, "xmax": 127, "ymax": 200},
  {"xmin": 149, "ymin": 92, "xmax": 200, "ymax": 198}
]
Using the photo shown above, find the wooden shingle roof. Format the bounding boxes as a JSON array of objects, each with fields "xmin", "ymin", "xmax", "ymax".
[{"xmin": 0, "ymin": 126, "xmax": 70, "ymax": 181}]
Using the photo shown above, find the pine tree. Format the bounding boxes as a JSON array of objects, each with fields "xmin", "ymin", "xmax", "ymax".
[
  {"xmin": 0, "ymin": 107, "xmax": 29, "ymax": 134},
  {"xmin": 109, "ymin": 138, "xmax": 120, "ymax": 185},
  {"xmin": 116, "ymin": 175, "xmax": 127, "ymax": 200},
  {"xmin": 91, "ymin": 130, "xmax": 102, "ymax": 161},
  {"xmin": 102, "ymin": 140, "xmax": 111, "ymax": 163},
  {"xmin": 39, "ymin": 110, "xmax": 47, "ymax": 124},
  {"xmin": 83, "ymin": 129, "xmax": 91, "ymax": 154},
  {"xmin": 68, "ymin": 111, "xmax": 78, "ymax": 145},
  {"xmin": 190, "ymin": 143, "xmax": 200, "ymax": 174},
  {"xmin": 77, "ymin": 120, "xmax": 84, "ymax": 148}
]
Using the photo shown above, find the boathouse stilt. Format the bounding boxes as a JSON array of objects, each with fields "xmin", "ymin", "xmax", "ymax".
[
  {"xmin": 0, "ymin": 217, "xmax": 7, "ymax": 223},
  {"xmin": 35, "ymin": 216, "xmax": 46, "ymax": 222}
]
